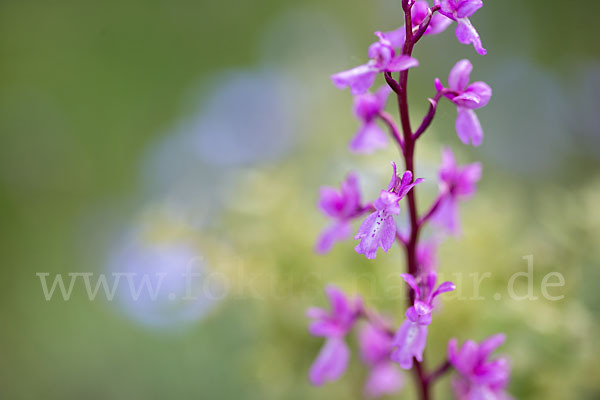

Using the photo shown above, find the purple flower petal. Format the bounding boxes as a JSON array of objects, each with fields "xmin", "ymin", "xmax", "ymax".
[
  {"xmin": 390, "ymin": 320, "xmax": 428, "ymax": 369},
  {"xmin": 386, "ymin": 55, "xmax": 419, "ymax": 72},
  {"xmin": 386, "ymin": 161, "xmax": 399, "ymax": 191},
  {"xmin": 448, "ymin": 59, "xmax": 472, "ymax": 92},
  {"xmin": 315, "ymin": 221, "xmax": 352, "ymax": 254},
  {"xmin": 379, "ymin": 27, "xmax": 406, "ymax": 49},
  {"xmin": 364, "ymin": 363, "xmax": 404, "ymax": 398},
  {"xmin": 331, "ymin": 63, "xmax": 379, "ymax": 95},
  {"xmin": 411, "ymin": 1, "xmax": 430, "ymax": 24},
  {"xmin": 306, "ymin": 307, "xmax": 328, "ymax": 320},
  {"xmin": 447, "ymin": 334, "xmax": 512, "ymax": 399},
  {"xmin": 400, "ymin": 273, "xmax": 421, "ymax": 298},
  {"xmin": 359, "ymin": 323, "xmax": 394, "ymax": 365},
  {"xmin": 309, "ymin": 337, "xmax": 350, "ymax": 386},
  {"xmin": 426, "ymin": 13, "xmax": 453, "ymax": 35},
  {"xmin": 455, "ymin": 162, "xmax": 482, "ymax": 197},
  {"xmin": 318, "ymin": 173, "xmax": 361, "ymax": 219},
  {"xmin": 354, "ymin": 85, "xmax": 392, "ymax": 121},
  {"xmin": 463, "ymin": 81, "xmax": 492, "ymax": 109},
  {"xmin": 456, "ymin": 0, "xmax": 483, "ymax": 19},
  {"xmin": 349, "ymin": 121, "xmax": 388, "ymax": 153},
  {"xmin": 431, "ymin": 281, "xmax": 457, "ymax": 300},
  {"xmin": 478, "ymin": 333, "xmax": 506, "ymax": 362},
  {"xmin": 456, "ymin": 107, "xmax": 483, "ymax": 146},
  {"xmin": 326, "ymin": 285, "xmax": 352, "ymax": 320},
  {"xmin": 373, "ymin": 190, "xmax": 402, "ymax": 214},
  {"xmin": 433, "ymin": 195, "xmax": 461, "ymax": 235},
  {"xmin": 456, "ymin": 19, "xmax": 486, "ymax": 55},
  {"xmin": 453, "ymin": 91, "xmax": 482, "ymax": 109}
]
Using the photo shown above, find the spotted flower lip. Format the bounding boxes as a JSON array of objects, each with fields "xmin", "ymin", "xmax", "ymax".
[
  {"xmin": 331, "ymin": 33, "xmax": 418, "ymax": 95},
  {"xmin": 354, "ymin": 163, "xmax": 423, "ymax": 259},
  {"xmin": 436, "ymin": 0, "xmax": 486, "ymax": 55},
  {"xmin": 435, "ymin": 59, "xmax": 492, "ymax": 146},
  {"xmin": 447, "ymin": 334, "xmax": 512, "ymax": 400}
]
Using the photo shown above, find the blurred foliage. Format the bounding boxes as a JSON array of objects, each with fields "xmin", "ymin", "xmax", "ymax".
[{"xmin": 0, "ymin": 0, "xmax": 599, "ymax": 399}]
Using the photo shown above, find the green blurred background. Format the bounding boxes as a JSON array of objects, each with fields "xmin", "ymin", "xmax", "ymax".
[{"xmin": 1, "ymin": 0, "xmax": 599, "ymax": 398}]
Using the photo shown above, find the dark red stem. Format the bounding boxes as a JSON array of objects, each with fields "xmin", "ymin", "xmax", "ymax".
[
  {"xmin": 394, "ymin": 5, "xmax": 447, "ymax": 400},
  {"xmin": 418, "ymin": 194, "xmax": 445, "ymax": 226},
  {"xmin": 427, "ymin": 360, "xmax": 452, "ymax": 385},
  {"xmin": 378, "ymin": 111, "xmax": 404, "ymax": 151}
]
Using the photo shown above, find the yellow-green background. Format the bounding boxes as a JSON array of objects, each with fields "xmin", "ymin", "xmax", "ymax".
[{"xmin": 1, "ymin": 0, "xmax": 599, "ymax": 399}]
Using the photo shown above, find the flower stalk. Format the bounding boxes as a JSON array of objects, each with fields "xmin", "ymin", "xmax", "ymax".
[{"xmin": 309, "ymin": 1, "xmax": 511, "ymax": 399}]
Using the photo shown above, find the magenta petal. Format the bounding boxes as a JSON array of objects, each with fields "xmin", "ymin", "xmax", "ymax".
[
  {"xmin": 315, "ymin": 221, "xmax": 352, "ymax": 254},
  {"xmin": 359, "ymin": 324, "xmax": 394, "ymax": 365},
  {"xmin": 456, "ymin": 18, "xmax": 486, "ymax": 55},
  {"xmin": 318, "ymin": 173, "xmax": 362, "ymax": 219},
  {"xmin": 373, "ymin": 190, "xmax": 401, "ymax": 214},
  {"xmin": 390, "ymin": 320, "xmax": 428, "ymax": 369},
  {"xmin": 331, "ymin": 63, "xmax": 379, "ymax": 94},
  {"xmin": 364, "ymin": 363, "xmax": 404, "ymax": 398},
  {"xmin": 411, "ymin": 1, "xmax": 430, "ymax": 24},
  {"xmin": 431, "ymin": 281, "xmax": 457, "ymax": 299},
  {"xmin": 413, "ymin": 300, "xmax": 433, "ymax": 316},
  {"xmin": 309, "ymin": 338, "xmax": 350, "ymax": 386},
  {"xmin": 434, "ymin": 77, "xmax": 444, "ymax": 92},
  {"xmin": 387, "ymin": 161, "xmax": 399, "ymax": 191},
  {"xmin": 326, "ymin": 285, "xmax": 352, "ymax": 320},
  {"xmin": 463, "ymin": 81, "xmax": 492, "ymax": 108},
  {"xmin": 447, "ymin": 338, "xmax": 459, "ymax": 361},
  {"xmin": 306, "ymin": 307, "xmax": 328, "ymax": 320},
  {"xmin": 433, "ymin": 196, "xmax": 461, "ymax": 235},
  {"xmin": 386, "ymin": 55, "xmax": 419, "ymax": 72},
  {"xmin": 349, "ymin": 122, "xmax": 388, "ymax": 153},
  {"xmin": 309, "ymin": 319, "xmax": 345, "ymax": 337},
  {"xmin": 400, "ymin": 273, "xmax": 421, "ymax": 298},
  {"xmin": 380, "ymin": 26, "xmax": 406, "ymax": 49},
  {"xmin": 478, "ymin": 333, "xmax": 506, "ymax": 361},
  {"xmin": 453, "ymin": 91, "xmax": 482, "ymax": 108},
  {"xmin": 354, "ymin": 210, "xmax": 397, "ymax": 259},
  {"xmin": 426, "ymin": 13, "xmax": 453, "ymax": 35},
  {"xmin": 456, "ymin": 107, "xmax": 483, "ymax": 146},
  {"xmin": 455, "ymin": 340, "xmax": 480, "ymax": 373},
  {"xmin": 456, "ymin": 162, "xmax": 482, "ymax": 197},
  {"xmin": 354, "ymin": 85, "xmax": 391, "ymax": 121},
  {"xmin": 341, "ymin": 172, "xmax": 362, "ymax": 214},
  {"xmin": 374, "ymin": 85, "xmax": 392, "ymax": 108},
  {"xmin": 448, "ymin": 59, "xmax": 472, "ymax": 92},
  {"xmin": 456, "ymin": 0, "xmax": 483, "ymax": 18}
]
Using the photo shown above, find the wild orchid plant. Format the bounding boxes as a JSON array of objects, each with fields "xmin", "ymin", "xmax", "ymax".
[{"xmin": 308, "ymin": 1, "xmax": 512, "ymax": 399}]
